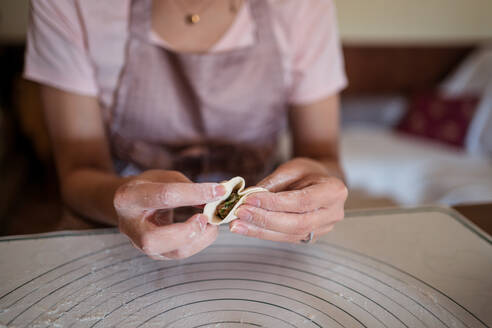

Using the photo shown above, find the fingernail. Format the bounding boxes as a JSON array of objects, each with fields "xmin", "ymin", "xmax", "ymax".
[
  {"xmin": 236, "ymin": 207, "xmax": 253, "ymax": 222},
  {"xmin": 231, "ymin": 223, "xmax": 248, "ymax": 235},
  {"xmin": 150, "ymin": 253, "xmax": 170, "ymax": 261},
  {"xmin": 244, "ymin": 196, "xmax": 260, "ymax": 207},
  {"xmin": 196, "ymin": 215, "xmax": 208, "ymax": 232},
  {"xmin": 213, "ymin": 184, "xmax": 226, "ymax": 199}
]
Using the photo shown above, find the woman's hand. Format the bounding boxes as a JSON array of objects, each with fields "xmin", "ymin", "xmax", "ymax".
[
  {"xmin": 230, "ymin": 158, "xmax": 347, "ymax": 243},
  {"xmin": 114, "ymin": 170, "xmax": 226, "ymax": 260}
]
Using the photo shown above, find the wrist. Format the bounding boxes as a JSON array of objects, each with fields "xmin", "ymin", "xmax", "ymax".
[{"xmin": 62, "ymin": 169, "xmax": 129, "ymax": 226}]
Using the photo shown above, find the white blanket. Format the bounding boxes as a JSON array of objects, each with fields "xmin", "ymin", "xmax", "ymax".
[{"xmin": 341, "ymin": 126, "xmax": 492, "ymax": 206}]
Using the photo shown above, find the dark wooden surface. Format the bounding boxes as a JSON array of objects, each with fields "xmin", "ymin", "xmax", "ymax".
[
  {"xmin": 453, "ymin": 203, "xmax": 492, "ymax": 236},
  {"xmin": 342, "ymin": 45, "xmax": 474, "ymax": 94}
]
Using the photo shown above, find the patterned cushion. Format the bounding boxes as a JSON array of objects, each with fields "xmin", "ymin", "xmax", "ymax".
[{"xmin": 396, "ymin": 92, "xmax": 480, "ymax": 148}]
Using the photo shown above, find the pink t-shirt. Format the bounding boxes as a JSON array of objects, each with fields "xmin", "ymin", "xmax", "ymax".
[{"xmin": 24, "ymin": 0, "xmax": 347, "ymax": 108}]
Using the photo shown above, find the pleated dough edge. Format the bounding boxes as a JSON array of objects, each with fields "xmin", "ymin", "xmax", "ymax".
[{"xmin": 203, "ymin": 176, "xmax": 267, "ymax": 225}]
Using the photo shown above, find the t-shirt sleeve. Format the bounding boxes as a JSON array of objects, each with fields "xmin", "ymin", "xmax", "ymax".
[
  {"xmin": 286, "ymin": 0, "xmax": 347, "ymax": 105},
  {"xmin": 24, "ymin": 0, "xmax": 98, "ymax": 96}
]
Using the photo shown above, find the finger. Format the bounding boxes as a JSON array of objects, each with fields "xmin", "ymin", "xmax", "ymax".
[
  {"xmin": 257, "ymin": 158, "xmax": 327, "ymax": 192},
  {"xmin": 286, "ymin": 174, "xmax": 331, "ymax": 190},
  {"xmin": 136, "ymin": 214, "xmax": 211, "ymax": 255},
  {"xmin": 230, "ymin": 220, "xmax": 307, "ymax": 243},
  {"xmin": 115, "ymin": 181, "xmax": 226, "ymax": 210},
  {"xmin": 244, "ymin": 178, "xmax": 347, "ymax": 213},
  {"xmin": 295, "ymin": 223, "xmax": 336, "ymax": 244},
  {"xmin": 147, "ymin": 253, "xmax": 172, "ymax": 261},
  {"xmin": 302, "ymin": 223, "xmax": 338, "ymax": 244},
  {"xmin": 164, "ymin": 224, "xmax": 218, "ymax": 259},
  {"xmin": 314, "ymin": 223, "xmax": 337, "ymax": 238},
  {"xmin": 236, "ymin": 205, "xmax": 341, "ymax": 235},
  {"xmin": 138, "ymin": 170, "xmax": 192, "ymax": 183},
  {"xmin": 229, "ymin": 220, "xmax": 338, "ymax": 245}
]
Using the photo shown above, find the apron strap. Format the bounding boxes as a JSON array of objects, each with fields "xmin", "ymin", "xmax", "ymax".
[
  {"xmin": 249, "ymin": 0, "xmax": 276, "ymax": 45},
  {"xmin": 129, "ymin": 0, "xmax": 152, "ymax": 40}
]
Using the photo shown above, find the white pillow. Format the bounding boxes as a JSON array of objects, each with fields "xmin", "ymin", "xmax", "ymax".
[
  {"xmin": 440, "ymin": 44, "xmax": 492, "ymax": 156},
  {"xmin": 441, "ymin": 44, "xmax": 492, "ymax": 95},
  {"xmin": 466, "ymin": 85, "xmax": 492, "ymax": 155}
]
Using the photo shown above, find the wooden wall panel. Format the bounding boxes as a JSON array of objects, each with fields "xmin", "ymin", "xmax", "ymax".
[{"xmin": 342, "ymin": 45, "xmax": 475, "ymax": 94}]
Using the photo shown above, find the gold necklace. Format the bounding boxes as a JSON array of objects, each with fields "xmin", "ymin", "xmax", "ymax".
[
  {"xmin": 174, "ymin": 0, "xmax": 243, "ymax": 25},
  {"xmin": 174, "ymin": 0, "xmax": 216, "ymax": 25}
]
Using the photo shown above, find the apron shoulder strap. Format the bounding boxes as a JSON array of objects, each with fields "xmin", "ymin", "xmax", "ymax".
[
  {"xmin": 248, "ymin": 0, "xmax": 276, "ymax": 44},
  {"xmin": 129, "ymin": 0, "xmax": 152, "ymax": 39}
]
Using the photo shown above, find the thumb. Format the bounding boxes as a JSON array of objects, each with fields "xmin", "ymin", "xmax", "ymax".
[{"xmin": 141, "ymin": 214, "xmax": 210, "ymax": 255}]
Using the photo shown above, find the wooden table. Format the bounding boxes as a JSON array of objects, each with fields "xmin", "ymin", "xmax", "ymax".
[{"xmin": 453, "ymin": 202, "xmax": 492, "ymax": 236}]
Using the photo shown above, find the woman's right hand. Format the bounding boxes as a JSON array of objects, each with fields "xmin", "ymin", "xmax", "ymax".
[{"xmin": 114, "ymin": 170, "xmax": 226, "ymax": 260}]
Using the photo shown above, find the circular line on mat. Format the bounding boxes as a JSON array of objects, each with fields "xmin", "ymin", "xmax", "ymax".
[
  {"xmin": 84, "ymin": 268, "xmax": 390, "ymax": 328},
  {"xmin": 192, "ymin": 321, "xmax": 261, "ymax": 327},
  {"xmin": 26, "ymin": 268, "xmax": 130, "ymax": 326},
  {"xmin": 319, "ymin": 241, "xmax": 489, "ymax": 328},
  {"xmin": 163, "ymin": 309, "xmax": 298, "ymax": 328},
  {"xmin": 214, "ymin": 244, "xmax": 472, "ymax": 328},
  {"xmin": 96, "ymin": 286, "xmax": 348, "ymax": 328},
  {"xmin": 135, "ymin": 298, "xmax": 326, "ymax": 328},
  {"xmin": 64, "ymin": 246, "xmax": 437, "ymax": 328},
  {"xmin": 0, "ymin": 242, "xmax": 129, "ymax": 304},
  {"xmin": 58, "ymin": 261, "xmax": 397, "ymax": 328},
  {"xmin": 17, "ymin": 252, "xmax": 444, "ymax": 328},
  {"xmin": 9, "ymin": 252, "xmax": 144, "ymax": 326},
  {"xmin": 4, "ymin": 242, "xmax": 483, "ymax": 328},
  {"xmin": 55, "ymin": 253, "xmax": 402, "ymax": 328},
  {"xmin": 110, "ymin": 258, "xmax": 424, "ymax": 326},
  {"xmin": 3, "ymin": 245, "xmax": 137, "ymax": 313},
  {"xmin": 279, "ymin": 241, "xmax": 472, "ymax": 328}
]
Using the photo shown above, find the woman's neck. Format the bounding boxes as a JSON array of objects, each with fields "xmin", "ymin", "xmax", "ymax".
[{"xmin": 151, "ymin": 0, "xmax": 244, "ymax": 53}]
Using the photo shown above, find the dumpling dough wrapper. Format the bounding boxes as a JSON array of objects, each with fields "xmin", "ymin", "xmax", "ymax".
[{"xmin": 203, "ymin": 176, "xmax": 267, "ymax": 225}]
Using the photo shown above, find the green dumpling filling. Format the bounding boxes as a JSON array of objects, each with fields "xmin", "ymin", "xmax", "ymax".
[{"xmin": 216, "ymin": 188, "xmax": 242, "ymax": 220}]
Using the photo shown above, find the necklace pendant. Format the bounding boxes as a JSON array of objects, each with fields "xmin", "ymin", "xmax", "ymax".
[{"xmin": 186, "ymin": 14, "xmax": 200, "ymax": 25}]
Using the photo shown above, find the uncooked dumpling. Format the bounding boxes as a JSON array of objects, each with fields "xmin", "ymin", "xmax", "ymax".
[{"xmin": 203, "ymin": 176, "xmax": 267, "ymax": 225}]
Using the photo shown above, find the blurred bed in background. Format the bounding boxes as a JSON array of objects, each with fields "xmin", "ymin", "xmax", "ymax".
[{"xmin": 342, "ymin": 44, "xmax": 492, "ymax": 209}]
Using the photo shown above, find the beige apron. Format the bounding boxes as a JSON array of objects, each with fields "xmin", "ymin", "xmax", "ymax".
[{"xmin": 109, "ymin": 0, "xmax": 288, "ymax": 184}]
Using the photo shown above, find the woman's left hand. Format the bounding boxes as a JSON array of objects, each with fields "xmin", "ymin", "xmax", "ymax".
[{"xmin": 230, "ymin": 158, "xmax": 348, "ymax": 243}]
